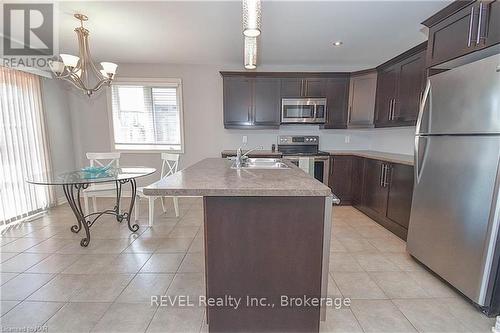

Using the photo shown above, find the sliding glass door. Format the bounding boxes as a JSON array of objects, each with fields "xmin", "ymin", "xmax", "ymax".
[{"xmin": 0, "ymin": 66, "xmax": 54, "ymax": 225}]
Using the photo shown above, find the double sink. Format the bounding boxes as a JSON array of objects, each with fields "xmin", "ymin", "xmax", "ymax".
[{"xmin": 231, "ymin": 158, "xmax": 290, "ymax": 170}]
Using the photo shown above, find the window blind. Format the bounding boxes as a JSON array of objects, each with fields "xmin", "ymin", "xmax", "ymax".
[
  {"xmin": 110, "ymin": 83, "xmax": 183, "ymax": 151},
  {"xmin": 0, "ymin": 66, "xmax": 54, "ymax": 225}
]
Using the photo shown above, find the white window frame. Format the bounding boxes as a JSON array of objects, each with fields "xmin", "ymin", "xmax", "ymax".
[{"xmin": 106, "ymin": 77, "xmax": 185, "ymax": 153}]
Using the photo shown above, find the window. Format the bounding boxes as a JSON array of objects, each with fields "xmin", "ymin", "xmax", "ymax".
[
  {"xmin": 0, "ymin": 66, "xmax": 54, "ymax": 225},
  {"xmin": 108, "ymin": 78, "xmax": 184, "ymax": 152}
]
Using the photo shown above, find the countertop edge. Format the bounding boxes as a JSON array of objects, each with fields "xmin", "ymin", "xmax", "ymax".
[
  {"xmin": 142, "ymin": 188, "xmax": 333, "ymax": 197},
  {"xmin": 221, "ymin": 150, "xmax": 414, "ymax": 166},
  {"xmin": 326, "ymin": 150, "xmax": 414, "ymax": 166}
]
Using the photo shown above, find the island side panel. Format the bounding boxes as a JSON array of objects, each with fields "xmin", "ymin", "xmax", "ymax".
[{"xmin": 203, "ymin": 196, "xmax": 325, "ymax": 333}]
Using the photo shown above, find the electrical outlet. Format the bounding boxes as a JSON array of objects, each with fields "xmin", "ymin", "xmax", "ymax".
[
  {"xmin": 242, "ymin": 136, "xmax": 248, "ymax": 144},
  {"xmin": 344, "ymin": 135, "xmax": 351, "ymax": 144}
]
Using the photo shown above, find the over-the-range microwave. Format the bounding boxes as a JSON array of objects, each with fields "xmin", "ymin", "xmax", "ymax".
[{"xmin": 281, "ymin": 98, "xmax": 327, "ymax": 124}]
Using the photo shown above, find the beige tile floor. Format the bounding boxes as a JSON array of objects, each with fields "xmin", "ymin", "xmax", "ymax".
[{"xmin": 0, "ymin": 199, "xmax": 495, "ymax": 333}]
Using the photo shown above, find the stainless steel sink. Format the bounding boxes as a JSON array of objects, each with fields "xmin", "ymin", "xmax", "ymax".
[{"xmin": 231, "ymin": 158, "xmax": 290, "ymax": 170}]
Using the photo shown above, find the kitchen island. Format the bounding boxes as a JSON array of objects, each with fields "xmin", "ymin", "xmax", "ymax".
[{"xmin": 144, "ymin": 158, "xmax": 337, "ymax": 332}]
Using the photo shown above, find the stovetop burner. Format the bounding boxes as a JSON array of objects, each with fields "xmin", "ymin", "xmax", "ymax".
[
  {"xmin": 277, "ymin": 135, "xmax": 329, "ymax": 157},
  {"xmin": 281, "ymin": 150, "xmax": 330, "ymax": 157}
]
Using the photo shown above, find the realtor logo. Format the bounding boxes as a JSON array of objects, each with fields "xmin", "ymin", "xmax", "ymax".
[{"xmin": 3, "ymin": 3, "xmax": 54, "ymax": 56}]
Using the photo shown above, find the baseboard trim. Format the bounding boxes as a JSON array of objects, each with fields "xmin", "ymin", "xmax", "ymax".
[
  {"xmin": 56, "ymin": 196, "xmax": 67, "ymax": 206},
  {"xmin": 352, "ymin": 204, "xmax": 408, "ymax": 241}
]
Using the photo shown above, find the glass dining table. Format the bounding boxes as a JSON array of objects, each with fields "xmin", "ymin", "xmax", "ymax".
[{"xmin": 27, "ymin": 167, "xmax": 156, "ymax": 247}]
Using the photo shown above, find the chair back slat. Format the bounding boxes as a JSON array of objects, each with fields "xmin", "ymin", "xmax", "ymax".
[
  {"xmin": 86, "ymin": 152, "xmax": 121, "ymax": 168},
  {"xmin": 161, "ymin": 153, "xmax": 180, "ymax": 178}
]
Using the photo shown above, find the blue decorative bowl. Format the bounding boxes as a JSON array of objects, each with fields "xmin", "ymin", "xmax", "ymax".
[{"xmin": 81, "ymin": 165, "xmax": 111, "ymax": 174}]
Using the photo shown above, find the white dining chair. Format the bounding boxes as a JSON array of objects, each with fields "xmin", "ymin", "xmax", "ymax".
[
  {"xmin": 135, "ymin": 153, "xmax": 180, "ymax": 226},
  {"xmin": 83, "ymin": 152, "xmax": 121, "ymax": 215}
]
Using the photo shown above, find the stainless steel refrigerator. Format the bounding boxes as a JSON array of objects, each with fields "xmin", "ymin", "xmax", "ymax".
[{"xmin": 407, "ymin": 54, "xmax": 500, "ymax": 315}]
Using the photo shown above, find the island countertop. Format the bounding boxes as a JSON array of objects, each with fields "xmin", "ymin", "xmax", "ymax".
[{"xmin": 143, "ymin": 158, "xmax": 334, "ymax": 197}]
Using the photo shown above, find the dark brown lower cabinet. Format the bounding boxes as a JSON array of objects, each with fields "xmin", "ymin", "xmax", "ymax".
[
  {"xmin": 386, "ymin": 163, "xmax": 414, "ymax": 230},
  {"xmin": 362, "ymin": 159, "xmax": 389, "ymax": 216},
  {"xmin": 204, "ymin": 196, "xmax": 324, "ymax": 332},
  {"xmin": 357, "ymin": 158, "xmax": 414, "ymax": 240},
  {"xmin": 329, "ymin": 155, "xmax": 414, "ymax": 240},
  {"xmin": 351, "ymin": 157, "xmax": 365, "ymax": 206},
  {"xmin": 329, "ymin": 156, "xmax": 353, "ymax": 205}
]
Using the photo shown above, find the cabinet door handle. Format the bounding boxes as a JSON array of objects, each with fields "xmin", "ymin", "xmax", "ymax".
[
  {"xmin": 348, "ymin": 105, "xmax": 352, "ymax": 123},
  {"xmin": 467, "ymin": 6, "xmax": 476, "ymax": 47},
  {"xmin": 391, "ymin": 99, "xmax": 394, "ymax": 120},
  {"xmin": 380, "ymin": 164, "xmax": 385, "ymax": 187},
  {"xmin": 384, "ymin": 164, "xmax": 391, "ymax": 187},
  {"xmin": 476, "ymin": 2, "xmax": 483, "ymax": 45},
  {"xmin": 388, "ymin": 99, "xmax": 392, "ymax": 120},
  {"xmin": 391, "ymin": 99, "xmax": 395, "ymax": 120},
  {"xmin": 389, "ymin": 99, "xmax": 395, "ymax": 120},
  {"xmin": 392, "ymin": 99, "xmax": 396, "ymax": 120}
]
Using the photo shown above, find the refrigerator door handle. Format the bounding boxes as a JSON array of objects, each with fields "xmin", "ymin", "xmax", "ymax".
[
  {"xmin": 416, "ymin": 79, "xmax": 431, "ymax": 135},
  {"xmin": 414, "ymin": 135, "xmax": 430, "ymax": 185}
]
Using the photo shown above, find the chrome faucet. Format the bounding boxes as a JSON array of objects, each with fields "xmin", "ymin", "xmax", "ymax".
[{"xmin": 235, "ymin": 145, "xmax": 264, "ymax": 169}]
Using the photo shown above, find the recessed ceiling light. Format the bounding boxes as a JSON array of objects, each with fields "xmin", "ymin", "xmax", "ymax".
[{"xmin": 333, "ymin": 41, "xmax": 343, "ymax": 46}]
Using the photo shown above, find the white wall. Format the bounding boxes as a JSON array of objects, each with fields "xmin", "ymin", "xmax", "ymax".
[
  {"xmin": 63, "ymin": 63, "xmax": 414, "ymax": 185},
  {"xmin": 41, "ymin": 78, "xmax": 76, "ymax": 201}
]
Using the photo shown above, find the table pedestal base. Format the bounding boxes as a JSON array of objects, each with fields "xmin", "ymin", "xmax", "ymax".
[{"xmin": 62, "ymin": 178, "xmax": 138, "ymax": 247}]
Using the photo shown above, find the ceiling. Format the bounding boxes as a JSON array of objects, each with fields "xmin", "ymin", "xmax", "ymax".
[{"xmin": 57, "ymin": 1, "xmax": 451, "ymax": 71}]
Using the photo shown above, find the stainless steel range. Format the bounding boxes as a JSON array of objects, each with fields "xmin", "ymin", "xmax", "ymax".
[{"xmin": 277, "ymin": 135, "xmax": 330, "ymax": 185}]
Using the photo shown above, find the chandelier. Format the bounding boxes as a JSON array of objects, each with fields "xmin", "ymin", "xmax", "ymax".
[{"xmin": 50, "ymin": 14, "xmax": 117, "ymax": 97}]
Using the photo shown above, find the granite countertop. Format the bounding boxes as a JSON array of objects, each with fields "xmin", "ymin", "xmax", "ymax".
[
  {"xmin": 326, "ymin": 150, "xmax": 414, "ymax": 166},
  {"xmin": 221, "ymin": 150, "xmax": 283, "ymax": 157},
  {"xmin": 143, "ymin": 158, "xmax": 333, "ymax": 197},
  {"xmin": 221, "ymin": 149, "xmax": 413, "ymax": 166}
]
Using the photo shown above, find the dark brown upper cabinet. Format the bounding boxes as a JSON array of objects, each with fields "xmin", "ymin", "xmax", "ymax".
[
  {"xmin": 396, "ymin": 49, "xmax": 427, "ymax": 123},
  {"xmin": 485, "ymin": 1, "xmax": 500, "ymax": 48},
  {"xmin": 374, "ymin": 42, "xmax": 427, "ymax": 128},
  {"xmin": 280, "ymin": 78, "xmax": 303, "ymax": 97},
  {"xmin": 323, "ymin": 77, "xmax": 350, "ymax": 129},
  {"xmin": 424, "ymin": 0, "xmax": 500, "ymax": 68},
  {"xmin": 280, "ymin": 78, "xmax": 327, "ymax": 97},
  {"xmin": 223, "ymin": 76, "xmax": 253, "ymax": 127},
  {"xmin": 253, "ymin": 78, "xmax": 281, "ymax": 126},
  {"xmin": 305, "ymin": 78, "xmax": 327, "ymax": 97},
  {"xmin": 221, "ymin": 72, "xmax": 349, "ymax": 129},
  {"xmin": 374, "ymin": 65, "xmax": 398, "ymax": 127},
  {"xmin": 222, "ymin": 74, "xmax": 280, "ymax": 129}
]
